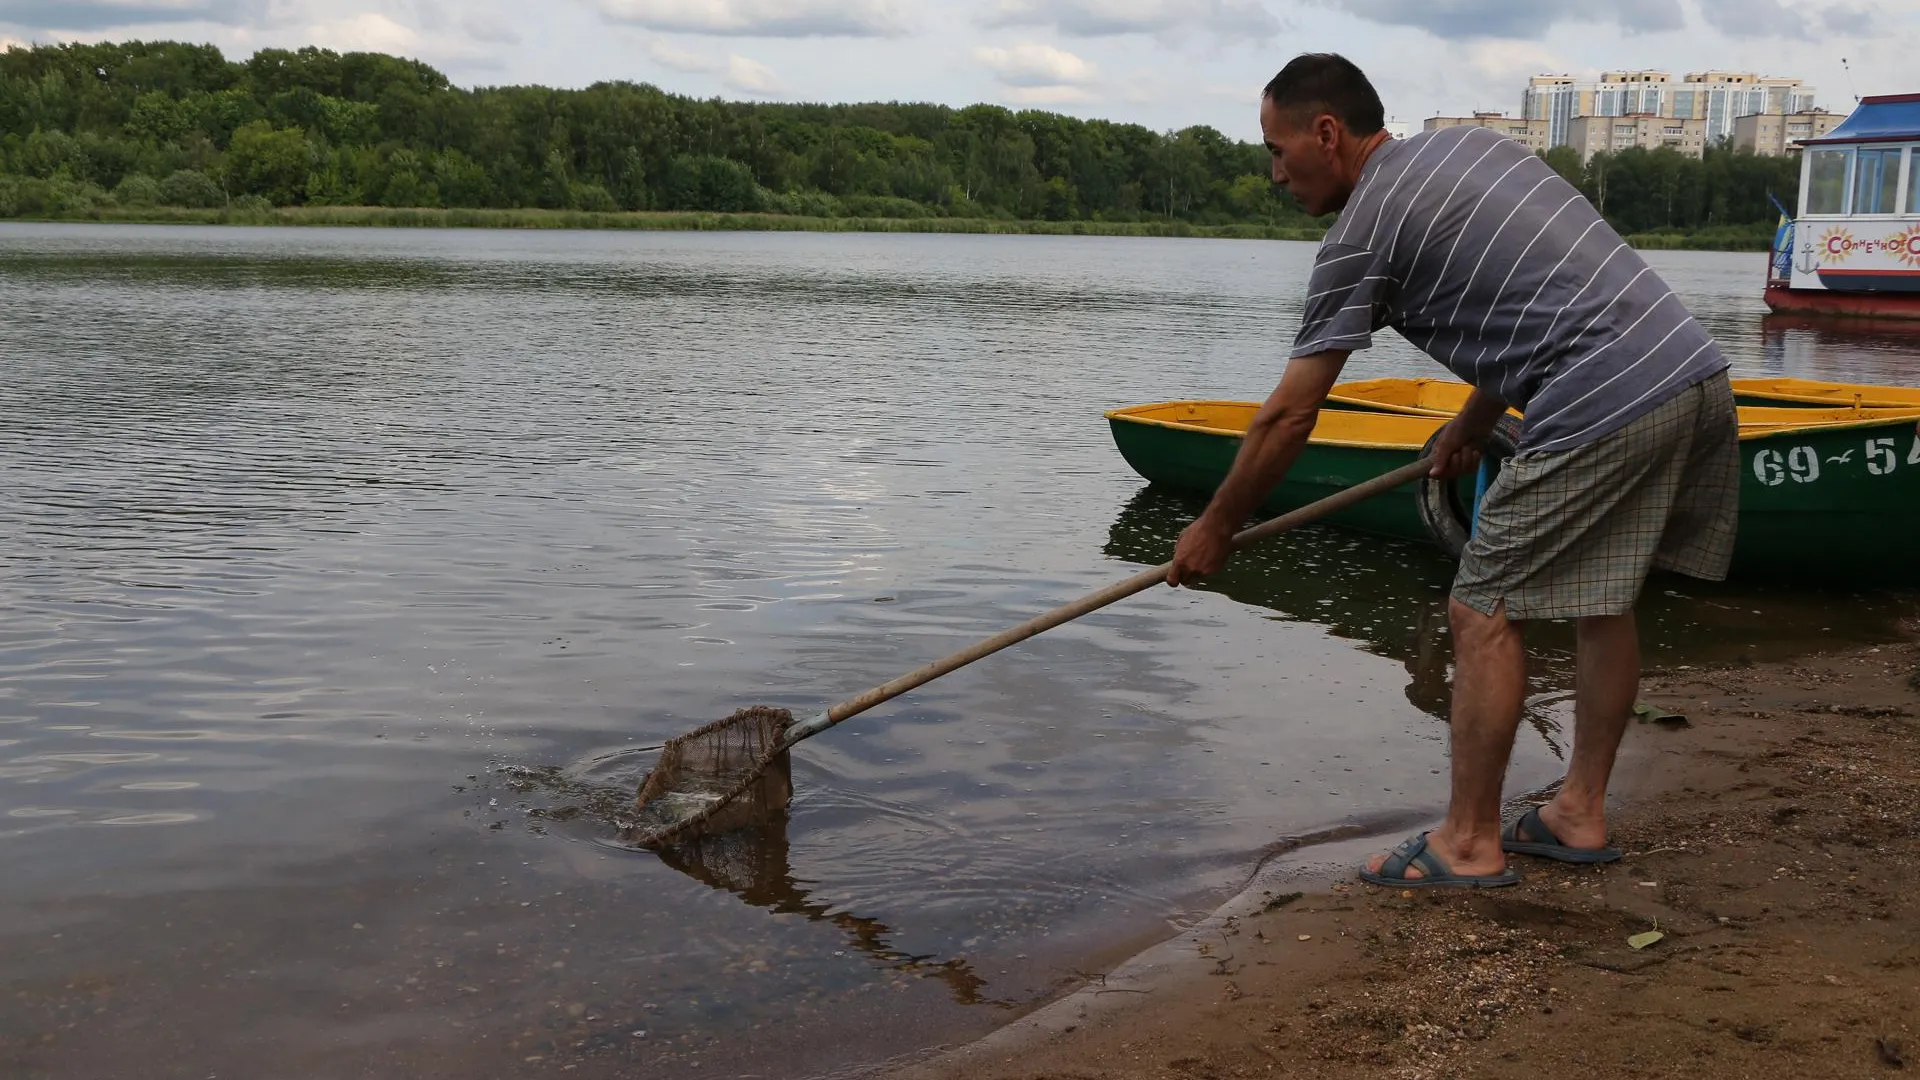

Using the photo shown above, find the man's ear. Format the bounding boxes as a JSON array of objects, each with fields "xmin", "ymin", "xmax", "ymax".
[{"xmin": 1314, "ymin": 113, "xmax": 1341, "ymax": 153}]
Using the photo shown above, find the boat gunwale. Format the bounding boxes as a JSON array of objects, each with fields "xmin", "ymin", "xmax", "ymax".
[
  {"xmin": 1332, "ymin": 376, "xmax": 1920, "ymax": 408},
  {"xmin": 1104, "ymin": 402, "xmax": 1435, "ymax": 452},
  {"xmin": 1108, "ymin": 399, "xmax": 1920, "ymax": 447},
  {"xmin": 1735, "ymin": 413, "xmax": 1920, "ymax": 440}
]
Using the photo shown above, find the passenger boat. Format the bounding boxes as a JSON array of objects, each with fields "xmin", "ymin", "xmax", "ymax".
[
  {"xmin": 1327, "ymin": 376, "xmax": 1920, "ymax": 418},
  {"xmin": 1106, "ymin": 400, "xmax": 1920, "ymax": 583},
  {"xmin": 1764, "ymin": 93, "xmax": 1920, "ymax": 319}
]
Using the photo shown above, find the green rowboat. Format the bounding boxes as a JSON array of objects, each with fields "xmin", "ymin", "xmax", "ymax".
[
  {"xmin": 1105, "ymin": 401, "xmax": 1510, "ymax": 558},
  {"xmin": 1106, "ymin": 399, "xmax": 1920, "ymax": 584}
]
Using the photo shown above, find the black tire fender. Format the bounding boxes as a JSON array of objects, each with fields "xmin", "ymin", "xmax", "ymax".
[{"xmin": 1416, "ymin": 413, "xmax": 1523, "ymax": 557}]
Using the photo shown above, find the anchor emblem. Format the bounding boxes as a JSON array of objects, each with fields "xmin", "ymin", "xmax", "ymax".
[{"xmin": 1795, "ymin": 240, "xmax": 1820, "ymax": 276}]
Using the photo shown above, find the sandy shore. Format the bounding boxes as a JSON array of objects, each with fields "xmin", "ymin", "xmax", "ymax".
[{"xmin": 899, "ymin": 631, "xmax": 1920, "ymax": 1080}]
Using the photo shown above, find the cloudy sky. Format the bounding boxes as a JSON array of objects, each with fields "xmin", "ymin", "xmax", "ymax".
[{"xmin": 1, "ymin": 0, "xmax": 1913, "ymax": 139}]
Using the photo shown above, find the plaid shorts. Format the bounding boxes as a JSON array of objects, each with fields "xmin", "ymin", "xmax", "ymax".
[{"xmin": 1453, "ymin": 372, "xmax": 1740, "ymax": 621}]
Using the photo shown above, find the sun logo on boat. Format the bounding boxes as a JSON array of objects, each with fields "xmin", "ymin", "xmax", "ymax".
[
  {"xmin": 1819, "ymin": 226, "xmax": 1856, "ymax": 264},
  {"xmin": 1895, "ymin": 229, "xmax": 1920, "ymax": 269}
]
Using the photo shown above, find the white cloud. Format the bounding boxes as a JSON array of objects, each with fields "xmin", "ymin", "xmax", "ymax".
[
  {"xmin": 1001, "ymin": 83, "xmax": 1093, "ymax": 104},
  {"xmin": 300, "ymin": 11, "xmax": 418, "ymax": 54},
  {"xmin": 1693, "ymin": 0, "xmax": 1808, "ymax": 37},
  {"xmin": 723, "ymin": 53, "xmax": 781, "ymax": 93},
  {"xmin": 645, "ymin": 38, "xmax": 782, "ymax": 94},
  {"xmin": 971, "ymin": 41, "xmax": 1094, "ymax": 86},
  {"xmin": 983, "ymin": 0, "xmax": 1279, "ymax": 38},
  {"xmin": 0, "ymin": 0, "xmax": 241, "ymax": 33},
  {"xmin": 460, "ymin": 11, "xmax": 521, "ymax": 44},
  {"xmin": 648, "ymin": 37, "xmax": 717, "ymax": 71},
  {"xmin": 1463, "ymin": 41, "xmax": 1568, "ymax": 84},
  {"xmin": 1319, "ymin": 0, "xmax": 1684, "ymax": 40},
  {"xmin": 598, "ymin": 0, "xmax": 910, "ymax": 37}
]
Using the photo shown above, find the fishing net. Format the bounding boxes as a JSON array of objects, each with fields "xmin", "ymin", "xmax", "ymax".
[{"xmin": 627, "ymin": 706, "xmax": 795, "ymax": 849}]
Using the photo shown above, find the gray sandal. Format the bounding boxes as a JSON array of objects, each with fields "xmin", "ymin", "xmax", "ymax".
[
  {"xmin": 1359, "ymin": 831, "xmax": 1521, "ymax": 889},
  {"xmin": 1501, "ymin": 806, "xmax": 1622, "ymax": 864}
]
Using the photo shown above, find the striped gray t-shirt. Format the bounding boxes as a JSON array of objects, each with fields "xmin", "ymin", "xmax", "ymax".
[{"xmin": 1293, "ymin": 124, "xmax": 1728, "ymax": 452}]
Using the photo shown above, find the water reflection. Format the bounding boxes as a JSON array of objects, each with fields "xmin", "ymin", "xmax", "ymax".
[
  {"xmin": 652, "ymin": 818, "xmax": 1012, "ymax": 1010},
  {"xmin": 1103, "ymin": 484, "xmax": 1917, "ymax": 724},
  {"xmin": 1104, "ymin": 486, "xmax": 1461, "ymax": 720},
  {"xmin": 1759, "ymin": 313, "xmax": 1920, "ymax": 384}
]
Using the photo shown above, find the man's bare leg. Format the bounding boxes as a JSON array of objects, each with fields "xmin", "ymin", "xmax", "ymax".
[
  {"xmin": 1527, "ymin": 612, "xmax": 1637, "ymax": 849},
  {"xmin": 1367, "ymin": 597, "xmax": 1526, "ymax": 879}
]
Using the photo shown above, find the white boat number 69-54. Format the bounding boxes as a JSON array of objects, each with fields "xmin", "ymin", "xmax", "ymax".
[{"xmin": 1754, "ymin": 434, "xmax": 1920, "ymax": 486}]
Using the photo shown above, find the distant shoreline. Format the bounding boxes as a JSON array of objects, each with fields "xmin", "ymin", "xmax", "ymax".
[
  {"xmin": 0, "ymin": 205, "xmax": 1329, "ymax": 242},
  {"xmin": 0, "ymin": 206, "xmax": 1772, "ymax": 251}
]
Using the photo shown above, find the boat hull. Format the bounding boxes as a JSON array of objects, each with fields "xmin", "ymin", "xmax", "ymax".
[
  {"xmin": 1764, "ymin": 282, "xmax": 1920, "ymax": 320},
  {"xmin": 1733, "ymin": 418, "xmax": 1920, "ymax": 582},
  {"xmin": 1108, "ymin": 404, "xmax": 1920, "ymax": 585},
  {"xmin": 1106, "ymin": 415, "xmax": 1445, "ymax": 544}
]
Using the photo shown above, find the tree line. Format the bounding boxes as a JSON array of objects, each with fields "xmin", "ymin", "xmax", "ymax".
[
  {"xmin": 1538, "ymin": 144, "xmax": 1800, "ymax": 238},
  {"xmin": 0, "ymin": 39, "xmax": 1798, "ymax": 237}
]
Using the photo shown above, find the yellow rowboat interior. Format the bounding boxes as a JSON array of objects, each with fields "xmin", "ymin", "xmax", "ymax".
[
  {"xmin": 1731, "ymin": 377, "xmax": 1920, "ymax": 410},
  {"xmin": 1111, "ymin": 398, "xmax": 1920, "ymax": 447},
  {"xmin": 1326, "ymin": 377, "xmax": 1483, "ymax": 418},
  {"xmin": 1106, "ymin": 400, "xmax": 1454, "ymax": 449},
  {"xmin": 1328, "ymin": 377, "xmax": 1920, "ymax": 431}
]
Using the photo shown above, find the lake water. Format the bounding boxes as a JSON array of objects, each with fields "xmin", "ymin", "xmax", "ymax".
[{"xmin": 3, "ymin": 224, "xmax": 1916, "ymax": 1079}]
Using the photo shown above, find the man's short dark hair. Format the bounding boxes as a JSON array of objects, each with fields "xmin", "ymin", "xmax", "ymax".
[{"xmin": 1262, "ymin": 53, "xmax": 1385, "ymax": 136}]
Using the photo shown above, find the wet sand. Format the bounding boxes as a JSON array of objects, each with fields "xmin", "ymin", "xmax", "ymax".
[{"xmin": 901, "ymin": 632, "xmax": 1920, "ymax": 1080}]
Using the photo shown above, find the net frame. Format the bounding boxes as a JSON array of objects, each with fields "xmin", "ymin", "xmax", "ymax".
[{"xmin": 628, "ymin": 706, "xmax": 795, "ymax": 849}]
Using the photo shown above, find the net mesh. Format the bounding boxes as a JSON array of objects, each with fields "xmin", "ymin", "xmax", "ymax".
[{"xmin": 627, "ymin": 706, "xmax": 795, "ymax": 849}]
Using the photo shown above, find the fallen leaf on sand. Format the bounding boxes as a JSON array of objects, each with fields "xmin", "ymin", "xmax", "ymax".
[{"xmin": 1627, "ymin": 931, "xmax": 1665, "ymax": 951}]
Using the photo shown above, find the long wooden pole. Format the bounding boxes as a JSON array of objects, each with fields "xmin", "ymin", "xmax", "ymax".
[{"xmin": 778, "ymin": 457, "xmax": 1436, "ymax": 749}]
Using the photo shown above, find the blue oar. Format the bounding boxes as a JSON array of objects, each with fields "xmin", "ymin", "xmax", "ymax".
[{"xmin": 1470, "ymin": 457, "xmax": 1493, "ymax": 540}]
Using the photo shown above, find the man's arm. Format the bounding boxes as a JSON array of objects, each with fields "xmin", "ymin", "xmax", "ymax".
[
  {"xmin": 1428, "ymin": 387, "xmax": 1510, "ymax": 479},
  {"xmin": 1166, "ymin": 350, "xmax": 1348, "ymax": 586}
]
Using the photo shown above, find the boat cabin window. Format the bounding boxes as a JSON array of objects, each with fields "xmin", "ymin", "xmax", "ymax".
[
  {"xmin": 1852, "ymin": 147, "xmax": 1904, "ymax": 215},
  {"xmin": 1910, "ymin": 149, "xmax": 1920, "ymax": 214},
  {"xmin": 1806, "ymin": 148, "xmax": 1851, "ymax": 215}
]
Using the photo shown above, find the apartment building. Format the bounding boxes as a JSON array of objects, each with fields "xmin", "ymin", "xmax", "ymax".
[
  {"xmin": 1523, "ymin": 71, "xmax": 1816, "ymax": 148},
  {"xmin": 1566, "ymin": 114, "xmax": 1710, "ymax": 162},
  {"xmin": 1732, "ymin": 109, "xmax": 1846, "ymax": 155},
  {"xmin": 1420, "ymin": 112, "xmax": 1551, "ymax": 153}
]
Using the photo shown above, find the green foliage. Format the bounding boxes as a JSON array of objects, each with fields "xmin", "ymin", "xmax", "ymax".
[
  {"xmin": 15, "ymin": 128, "xmax": 85, "ymax": 177},
  {"xmin": 113, "ymin": 171, "xmax": 162, "ymax": 206},
  {"xmin": 660, "ymin": 154, "xmax": 761, "ymax": 212},
  {"xmin": 3, "ymin": 173, "xmax": 112, "ymax": 215},
  {"xmin": 225, "ymin": 119, "xmax": 312, "ymax": 204},
  {"xmin": 1539, "ymin": 146, "xmax": 1583, "ymax": 187},
  {"xmin": 159, "ymin": 167, "xmax": 223, "ymax": 207},
  {"xmin": 0, "ymin": 38, "xmax": 1795, "ymax": 241},
  {"xmin": 1580, "ymin": 144, "xmax": 1798, "ymax": 235}
]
